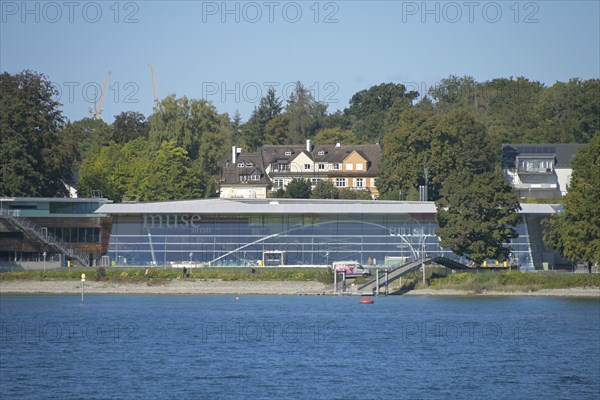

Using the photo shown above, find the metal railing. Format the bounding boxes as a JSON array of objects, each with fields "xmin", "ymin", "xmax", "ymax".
[{"xmin": 0, "ymin": 208, "xmax": 89, "ymax": 266}]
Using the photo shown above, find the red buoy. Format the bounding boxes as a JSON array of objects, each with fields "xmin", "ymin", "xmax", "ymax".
[{"xmin": 359, "ymin": 296, "xmax": 374, "ymax": 304}]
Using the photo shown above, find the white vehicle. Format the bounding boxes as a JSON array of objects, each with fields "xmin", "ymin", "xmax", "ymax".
[{"xmin": 331, "ymin": 261, "xmax": 371, "ymax": 278}]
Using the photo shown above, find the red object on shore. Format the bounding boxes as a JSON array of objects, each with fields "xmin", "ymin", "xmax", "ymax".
[{"xmin": 359, "ymin": 297, "xmax": 374, "ymax": 304}]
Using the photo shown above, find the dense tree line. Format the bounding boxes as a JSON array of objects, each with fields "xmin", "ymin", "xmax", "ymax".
[{"xmin": 1, "ymin": 70, "xmax": 597, "ymax": 265}]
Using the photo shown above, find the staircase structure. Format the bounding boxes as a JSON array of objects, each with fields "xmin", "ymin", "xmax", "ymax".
[{"xmin": 0, "ymin": 209, "xmax": 89, "ymax": 266}]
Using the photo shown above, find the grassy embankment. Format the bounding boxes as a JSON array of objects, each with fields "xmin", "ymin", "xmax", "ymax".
[
  {"xmin": 2, "ymin": 267, "xmax": 599, "ymax": 293},
  {"xmin": 393, "ymin": 269, "xmax": 600, "ymax": 293},
  {"xmin": 0, "ymin": 267, "xmax": 334, "ymax": 285}
]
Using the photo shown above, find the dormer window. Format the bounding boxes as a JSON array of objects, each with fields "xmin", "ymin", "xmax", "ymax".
[
  {"xmin": 245, "ymin": 162, "xmax": 253, "ymax": 167},
  {"xmin": 318, "ymin": 150, "xmax": 325, "ymax": 156},
  {"xmin": 237, "ymin": 162, "xmax": 245, "ymax": 168},
  {"xmin": 284, "ymin": 150, "xmax": 292, "ymax": 156}
]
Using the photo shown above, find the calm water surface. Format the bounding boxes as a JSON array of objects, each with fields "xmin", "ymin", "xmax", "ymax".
[{"xmin": 1, "ymin": 295, "xmax": 599, "ymax": 399}]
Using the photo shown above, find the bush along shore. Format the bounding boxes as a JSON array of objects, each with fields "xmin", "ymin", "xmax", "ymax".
[{"xmin": 391, "ymin": 270, "xmax": 600, "ymax": 295}]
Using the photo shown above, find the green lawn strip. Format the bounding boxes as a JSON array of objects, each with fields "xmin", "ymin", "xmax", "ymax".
[
  {"xmin": 428, "ymin": 271, "xmax": 600, "ymax": 292},
  {"xmin": 0, "ymin": 267, "xmax": 334, "ymax": 284}
]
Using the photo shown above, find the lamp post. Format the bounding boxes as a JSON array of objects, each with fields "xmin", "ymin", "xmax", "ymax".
[
  {"xmin": 422, "ymin": 240, "xmax": 426, "ymax": 285},
  {"xmin": 43, "ymin": 251, "xmax": 47, "ymax": 272}
]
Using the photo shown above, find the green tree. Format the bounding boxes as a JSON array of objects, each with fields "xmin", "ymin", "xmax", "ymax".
[
  {"xmin": 77, "ymin": 142, "xmax": 127, "ymax": 201},
  {"xmin": 112, "ymin": 111, "xmax": 149, "ymax": 143},
  {"xmin": 140, "ymin": 141, "xmax": 201, "ymax": 201},
  {"xmin": 148, "ymin": 95, "xmax": 221, "ymax": 160},
  {"xmin": 428, "ymin": 75, "xmax": 478, "ymax": 113},
  {"xmin": 311, "ymin": 180, "xmax": 339, "ymax": 199},
  {"xmin": 241, "ymin": 87, "xmax": 283, "ymax": 150},
  {"xmin": 285, "ymin": 82, "xmax": 327, "ymax": 144},
  {"xmin": 543, "ymin": 136, "xmax": 600, "ymax": 271},
  {"xmin": 378, "ymin": 109, "xmax": 493, "ymax": 200},
  {"xmin": 346, "ymin": 82, "xmax": 418, "ymax": 142},
  {"xmin": 321, "ymin": 110, "xmax": 353, "ymax": 131},
  {"xmin": 436, "ymin": 170, "xmax": 521, "ymax": 265},
  {"xmin": 378, "ymin": 108, "xmax": 434, "ymax": 199},
  {"xmin": 60, "ymin": 117, "xmax": 113, "ymax": 184},
  {"xmin": 78, "ymin": 139, "xmax": 204, "ymax": 202},
  {"xmin": 264, "ymin": 114, "xmax": 289, "ymax": 145},
  {"xmin": 284, "ymin": 178, "xmax": 312, "ymax": 198},
  {"xmin": 271, "ymin": 188, "xmax": 286, "ymax": 198},
  {"xmin": 532, "ymin": 79, "xmax": 600, "ymax": 143},
  {"xmin": 313, "ymin": 127, "xmax": 359, "ymax": 145},
  {"xmin": 231, "ymin": 110, "xmax": 243, "ymax": 144},
  {"xmin": 338, "ymin": 189, "xmax": 372, "ymax": 200},
  {"xmin": 0, "ymin": 70, "xmax": 71, "ymax": 196},
  {"xmin": 478, "ymin": 77, "xmax": 545, "ymax": 145}
]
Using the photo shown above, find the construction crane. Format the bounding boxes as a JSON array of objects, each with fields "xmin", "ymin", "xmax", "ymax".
[
  {"xmin": 149, "ymin": 64, "xmax": 159, "ymax": 110},
  {"xmin": 90, "ymin": 71, "xmax": 111, "ymax": 120}
]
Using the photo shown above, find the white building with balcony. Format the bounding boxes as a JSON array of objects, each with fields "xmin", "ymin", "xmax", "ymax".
[{"xmin": 501, "ymin": 144, "xmax": 585, "ymax": 199}]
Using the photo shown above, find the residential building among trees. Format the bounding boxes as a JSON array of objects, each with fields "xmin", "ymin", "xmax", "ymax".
[
  {"xmin": 501, "ymin": 143, "xmax": 586, "ymax": 199},
  {"xmin": 220, "ymin": 140, "xmax": 381, "ymax": 199}
]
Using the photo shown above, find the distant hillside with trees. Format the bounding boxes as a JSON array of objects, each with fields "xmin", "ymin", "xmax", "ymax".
[{"xmin": 2, "ymin": 71, "xmax": 598, "ymax": 202}]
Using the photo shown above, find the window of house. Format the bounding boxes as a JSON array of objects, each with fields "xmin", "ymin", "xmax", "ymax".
[
  {"xmin": 304, "ymin": 164, "xmax": 311, "ymax": 170},
  {"xmin": 274, "ymin": 178, "xmax": 284, "ymax": 187},
  {"xmin": 278, "ymin": 163, "xmax": 288, "ymax": 171},
  {"xmin": 335, "ymin": 178, "xmax": 346, "ymax": 187},
  {"xmin": 285, "ymin": 151, "xmax": 292, "ymax": 156},
  {"xmin": 332, "ymin": 163, "xmax": 341, "ymax": 170},
  {"xmin": 356, "ymin": 163, "xmax": 364, "ymax": 171},
  {"xmin": 318, "ymin": 150, "xmax": 325, "ymax": 155},
  {"xmin": 318, "ymin": 163, "xmax": 326, "ymax": 170},
  {"xmin": 346, "ymin": 164, "xmax": 353, "ymax": 171},
  {"xmin": 245, "ymin": 162, "xmax": 253, "ymax": 167},
  {"xmin": 355, "ymin": 178, "xmax": 364, "ymax": 187},
  {"xmin": 237, "ymin": 162, "xmax": 245, "ymax": 168}
]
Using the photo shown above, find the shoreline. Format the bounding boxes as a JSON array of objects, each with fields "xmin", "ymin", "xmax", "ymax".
[
  {"xmin": 1, "ymin": 280, "xmax": 599, "ymax": 297},
  {"xmin": 402, "ymin": 288, "xmax": 600, "ymax": 298}
]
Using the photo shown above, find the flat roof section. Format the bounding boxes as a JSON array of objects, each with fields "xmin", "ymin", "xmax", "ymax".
[
  {"xmin": 95, "ymin": 198, "xmax": 560, "ymax": 216},
  {"xmin": 0, "ymin": 197, "xmax": 112, "ymax": 203}
]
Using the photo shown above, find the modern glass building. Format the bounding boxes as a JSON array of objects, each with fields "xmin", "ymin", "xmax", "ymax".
[
  {"xmin": 0, "ymin": 197, "xmax": 112, "ymax": 267},
  {"xmin": 96, "ymin": 199, "xmax": 563, "ymax": 270}
]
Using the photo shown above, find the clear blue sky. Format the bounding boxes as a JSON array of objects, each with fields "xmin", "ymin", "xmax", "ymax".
[{"xmin": 1, "ymin": 1, "xmax": 599, "ymax": 123}]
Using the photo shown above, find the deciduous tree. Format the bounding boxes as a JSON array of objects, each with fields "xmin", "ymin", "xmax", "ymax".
[
  {"xmin": 346, "ymin": 82, "xmax": 418, "ymax": 142},
  {"xmin": 436, "ymin": 170, "xmax": 521, "ymax": 265},
  {"xmin": 311, "ymin": 180, "xmax": 339, "ymax": 199},
  {"xmin": 544, "ymin": 135, "xmax": 600, "ymax": 271},
  {"xmin": 112, "ymin": 111, "xmax": 149, "ymax": 143},
  {"xmin": 284, "ymin": 178, "xmax": 312, "ymax": 199},
  {"xmin": 0, "ymin": 71, "xmax": 70, "ymax": 196}
]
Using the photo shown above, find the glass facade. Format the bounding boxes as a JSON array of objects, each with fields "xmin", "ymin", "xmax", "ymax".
[
  {"xmin": 107, "ymin": 213, "xmax": 536, "ymax": 269},
  {"xmin": 47, "ymin": 227, "xmax": 101, "ymax": 244}
]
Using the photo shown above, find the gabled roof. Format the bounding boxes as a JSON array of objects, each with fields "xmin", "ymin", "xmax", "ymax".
[
  {"xmin": 261, "ymin": 143, "xmax": 381, "ymax": 173},
  {"xmin": 221, "ymin": 152, "xmax": 270, "ymax": 185}
]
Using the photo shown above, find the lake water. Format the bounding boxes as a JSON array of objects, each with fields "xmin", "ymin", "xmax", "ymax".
[{"xmin": 1, "ymin": 295, "xmax": 599, "ymax": 399}]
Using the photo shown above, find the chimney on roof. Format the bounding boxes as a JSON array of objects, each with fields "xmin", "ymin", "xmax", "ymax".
[
  {"xmin": 232, "ymin": 146, "xmax": 241, "ymax": 163},
  {"xmin": 306, "ymin": 139, "xmax": 313, "ymax": 152},
  {"xmin": 335, "ymin": 142, "xmax": 341, "ymax": 148}
]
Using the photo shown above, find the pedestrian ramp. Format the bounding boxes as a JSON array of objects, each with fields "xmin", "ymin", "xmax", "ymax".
[{"xmin": 357, "ymin": 257, "xmax": 473, "ymax": 293}]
